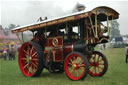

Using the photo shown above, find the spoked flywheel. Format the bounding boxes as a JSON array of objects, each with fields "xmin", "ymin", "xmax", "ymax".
[
  {"xmin": 88, "ymin": 51, "xmax": 108, "ymax": 77},
  {"xmin": 19, "ymin": 41, "xmax": 44, "ymax": 77},
  {"xmin": 64, "ymin": 52, "xmax": 89, "ymax": 80}
]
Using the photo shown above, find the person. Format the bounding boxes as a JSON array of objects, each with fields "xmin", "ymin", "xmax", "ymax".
[
  {"xmin": 3, "ymin": 48, "xmax": 7, "ymax": 60},
  {"xmin": 9, "ymin": 45, "xmax": 16, "ymax": 60},
  {"xmin": 31, "ymin": 30, "xmax": 46, "ymax": 49},
  {"xmin": 103, "ymin": 43, "xmax": 106, "ymax": 50},
  {"xmin": 125, "ymin": 44, "xmax": 128, "ymax": 63},
  {"xmin": 100, "ymin": 44, "xmax": 103, "ymax": 51}
]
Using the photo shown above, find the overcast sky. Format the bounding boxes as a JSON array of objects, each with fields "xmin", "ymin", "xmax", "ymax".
[{"xmin": 0, "ymin": 0, "xmax": 128, "ymax": 35}]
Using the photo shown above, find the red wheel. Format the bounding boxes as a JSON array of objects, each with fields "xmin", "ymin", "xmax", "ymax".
[
  {"xmin": 88, "ymin": 51, "xmax": 108, "ymax": 76},
  {"xmin": 19, "ymin": 41, "xmax": 44, "ymax": 77},
  {"xmin": 64, "ymin": 52, "xmax": 89, "ymax": 80}
]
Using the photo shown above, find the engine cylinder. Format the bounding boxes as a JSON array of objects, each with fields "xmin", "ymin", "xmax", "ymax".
[{"xmin": 73, "ymin": 40, "xmax": 86, "ymax": 53}]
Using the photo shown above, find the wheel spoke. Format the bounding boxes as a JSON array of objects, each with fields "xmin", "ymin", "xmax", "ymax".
[
  {"xmin": 78, "ymin": 64, "xmax": 85, "ymax": 67},
  {"xmin": 32, "ymin": 59, "xmax": 38, "ymax": 61},
  {"xmin": 32, "ymin": 66, "xmax": 36, "ymax": 73},
  {"xmin": 73, "ymin": 56, "xmax": 76, "ymax": 61},
  {"xmin": 99, "ymin": 63, "xmax": 104, "ymax": 65},
  {"xmin": 76, "ymin": 70, "xmax": 79, "ymax": 77},
  {"xmin": 98, "ymin": 65, "xmax": 104, "ymax": 69},
  {"xmin": 91, "ymin": 67, "xmax": 95, "ymax": 73},
  {"xmin": 35, "ymin": 61, "xmax": 38, "ymax": 65},
  {"xmin": 97, "ymin": 56, "xmax": 101, "ymax": 62},
  {"xmin": 68, "ymin": 66, "xmax": 72, "ymax": 69},
  {"xmin": 68, "ymin": 62, "xmax": 72, "ymax": 65},
  {"xmin": 32, "ymin": 52, "xmax": 37, "ymax": 57},
  {"xmin": 98, "ymin": 58, "xmax": 103, "ymax": 62},
  {"xmin": 23, "ymin": 50, "xmax": 28, "ymax": 55},
  {"xmin": 94, "ymin": 67, "xmax": 96, "ymax": 74},
  {"xmin": 28, "ymin": 66, "xmax": 32, "ymax": 74},
  {"xmin": 98, "ymin": 66, "xmax": 100, "ymax": 73},
  {"xmin": 21, "ymin": 58, "xmax": 27, "ymax": 60},
  {"xmin": 89, "ymin": 65, "xmax": 93, "ymax": 69},
  {"xmin": 32, "ymin": 62, "xmax": 37, "ymax": 68},
  {"xmin": 73, "ymin": 70, "xmax": 75, "ymax": 77},
  {"xmin": 69, "ymin": 59, "xmax": 73, "ymax": 64},
  {"xmin": 94, "ymin": 55, "xmax": 97, "ymax": 62},
  {"xmin": 78, "ymin": 59, "xmax": 83, "ymax": 64},
  {"xmin": 76, "ymin": 69, "xmax": 82, "ymax": 77},
  {"xmin": 70, "ymin": 69, "xmax": 74, "ymax": 74},
  {"xmin": 27, "ymin": 45, "xmax": 31, "ymax": 54},
  {"xmin": 79, "ymin": 67, "xmax": 85, "ymax": 72},
  {"xmin": 75, "ymin": 57, "xmax": 78, "ymax": 63},
  {"xmin": 92, "ymin": 54, "xmax": 96, "ymax": 62},
  {"xmin": 24, "ymin": 63, "xmax": 29, "ymax": 69},
  {"xmin": 30, "ymin": 46, "xmax": 34, "ymax": 55}
]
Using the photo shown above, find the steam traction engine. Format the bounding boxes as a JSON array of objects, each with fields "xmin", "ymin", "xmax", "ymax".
[{"xmin": 12, "ymin": 6, "xmax": 119, "ymax": 80}]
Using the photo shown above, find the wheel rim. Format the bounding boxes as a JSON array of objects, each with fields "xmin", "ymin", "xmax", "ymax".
[
  {"xmin": 88, "ymin": 53, "xmax": 105, "ymax": 76},
  {"xmin": 19, "ymin": 43, "xmax": 38, "ymax": 77},
  {"xmin": 65, "ymin": 53, "xmax": 86, "ymax": 80}
]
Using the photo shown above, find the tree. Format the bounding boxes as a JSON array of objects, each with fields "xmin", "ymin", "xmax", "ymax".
[
  {"xmin": 8, "ymin": 24, "xmax": 16, "ymax": 30},
  {"xmin": 4, "ymin": 27, "xmax": 9, "ymax": 36},
  {"xmin": 111, "ymin": 20, "xmax": 120, "ymax": 39}
]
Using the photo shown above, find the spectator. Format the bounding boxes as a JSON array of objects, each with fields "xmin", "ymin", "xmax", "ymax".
[
  {"xmin": 9, "ymin": 45, "xmax": 16, "ymax": 60},
  {"xmin": 125, "ymin": 44, "xmax": 128, "ymax": 63},
  {"xmin": 3, "ymin": 48, "xmax": 7, "ymax": 60},
  {"xmin": 103, "ymin": 43, "xmax": 106, "ymax": 50}
]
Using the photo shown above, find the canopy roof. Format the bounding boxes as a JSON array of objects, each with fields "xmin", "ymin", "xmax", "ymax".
[{"xmin": 12, "ymin": 6, "xmax": 119, "ymax": 33}]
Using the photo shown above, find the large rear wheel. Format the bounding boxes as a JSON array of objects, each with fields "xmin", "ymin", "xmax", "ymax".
[
  {"xmin": 64, "ymin": 52, "xmax": 89, "ymax": 80},
  {"xmin": 19, "ymin": 41, "xmax": 44, "ymax": 77},
  {"xmin": 88, "ymin": 51, "xmax": 108, "ymax": 77}
]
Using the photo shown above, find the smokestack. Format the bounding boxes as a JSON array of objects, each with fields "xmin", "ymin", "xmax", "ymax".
[{"xmin": 72, "ymin": 3, "xmax": 86, "ymax": 13}]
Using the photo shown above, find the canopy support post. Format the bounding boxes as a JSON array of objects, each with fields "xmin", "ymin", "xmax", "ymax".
[
  {"xmin": 89, "ymin": 16, "xmax": 95, "ymax": 37},
  {"xmin": 107, "ymin": 15, "xmax": 109, "ymax": 36},
  {"xmin": 78, "ymin": 22, "xmax": 80, "ymax": 39},
  {"xmin": 66, "ymin": 22, "xmax": 68, "ymax": 34},
  {"xmin": 45, "ymin": 27, "xmax": 47, "ymax": 38},
  {"xmin": 110, "ymin": 17, "xmax": 113, "ymax": 37},
  {"xmin": 95, "ymin": 13, "xmax": 98, "ymax": 38},
  {"xmin": 21, "ymin": 32, "xmax": 24, "ymax": 43},
  {"xmin": 57, "ymin": 24, "xmax": 59, "ymax": 36},
  {"xmin": 32, "ymin": 31, "xmax": 34, "ymax": 37},
  {"xmin": 16, "ymin": 33, "xmax": 23, "ymax": 44}
]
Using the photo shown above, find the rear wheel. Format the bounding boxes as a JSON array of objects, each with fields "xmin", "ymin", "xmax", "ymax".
[
  {"xmin": 19, "ymin": 41, "xmax": 44, "ymax": 77},
  {"xmin": 64, "ymin": 52, "xmax": 89, "ymax": 80},
  {"xmin": 88, "ymin": 51, "xmax": 108, "ymax": 77}
]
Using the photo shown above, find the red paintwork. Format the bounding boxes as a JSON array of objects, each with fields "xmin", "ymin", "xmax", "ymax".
[
  {"xmin": 44, "ymin": 36, "xmax": 64, "ymax": 62},
  {"xmin": 63, "ymin": 44, "xmax": 73, "ymax": 56},
  {"xmin": 64, "ymin": 53, "xmax": 86, "ymax": 80},
  {"xmin": 19, "ymin": 42, "xmax": 38, "ymax": 77},
  {"xmin": 44, "ymin": 36, "xmax": 73, "ymax": 62},
  {"xmin": 45, "ymin": 36, "xmax": 63, "ymax": 47}
]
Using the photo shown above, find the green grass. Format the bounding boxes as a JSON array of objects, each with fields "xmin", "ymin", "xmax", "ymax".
[{"xmin": 0, "ymin": 48, "xmax": 128, "ymax": 85}]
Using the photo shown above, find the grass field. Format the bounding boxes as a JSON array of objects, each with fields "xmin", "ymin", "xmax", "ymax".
[{"xmin": 0, "ymin": 48, "xmax": 128, "ymax": 85}]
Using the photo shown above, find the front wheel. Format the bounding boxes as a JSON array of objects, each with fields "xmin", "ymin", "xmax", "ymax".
[
  {"xmin": 64, "ymin": 52, "xmax": 89, "ymax": 80},
  {"xmin": 19, "ymin": 41, "xmax": 44, "ymax": 77},
  {"xmin": 88, "ymin": 51, "xmax": 108, "ymax": 77}
]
